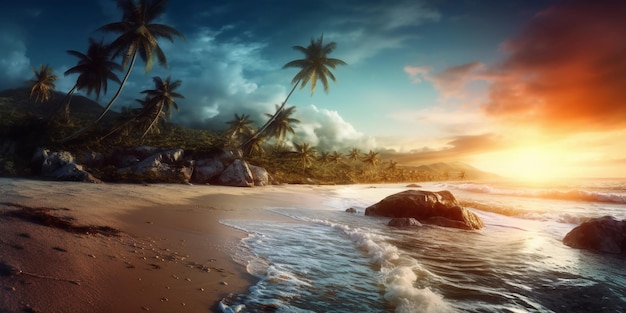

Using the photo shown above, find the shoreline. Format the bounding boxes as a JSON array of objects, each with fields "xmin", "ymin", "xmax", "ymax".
[{"xmin": 0, "ymin": 178, "xmax": 339, "ymax": 313}]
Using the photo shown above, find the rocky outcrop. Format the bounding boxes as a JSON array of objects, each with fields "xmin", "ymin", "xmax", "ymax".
[
  {"xmin": 115, "ymin": 147, "xmax": 192, "ymax": 183},
  {"xmin": 32, "ymin": 148, "xmax": 101, "ymax": 183},
  {"xmin": 563, "ymin": 216, "xmax": 626, "ymax": 255},
  {"xmin": 388, "ymin": 217, "xmax": 421, "ymax": 227},
  {"xmin": 345, "ymin": 208, "xmax": 357, "ymax": 213},
  {"xmin": 364, "ymin": 190, "xmax": 484, "ymax": 230},
  {"xmin": 249, "ymin": 164, "xmax": 270, "ymax": 186},
  {"xmin": 215, "ymin": 159, "xmax": 254, "ymax": 187}
]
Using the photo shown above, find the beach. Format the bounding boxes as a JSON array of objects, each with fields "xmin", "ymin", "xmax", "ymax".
[
  {"xmin": 2, "ymin": 178, "xmax": 625, "ymax": 313},
  {"xmin": 0, "ymin": 178, "xmax": 334, "ymax": 313}
]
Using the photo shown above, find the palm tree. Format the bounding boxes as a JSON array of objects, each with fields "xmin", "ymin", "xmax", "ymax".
[
  {"xmin": 361, "ymin": 150, "xmax": 380, "ymax": 167},
  {"xmin": 318, "ymin": 151, "xmax": 331, "ymax": 164},
  {"xmin": 265, "ymin": 105, "xmax": 300, "ymax": 145},
  {"xmin": 347, "ymin": 148, "xmax": 361, "ymax": 162},
  {"xmin": 225, "ymin": 113, "xmax": 255, "ymax": 143},
  {"xmin": 28, "ymin": 64, "xmax": 58, "ymax": 103},
  {"xmin": 241, "ymin": 132, "xmax": 266, "ymax": 157},
  {"xmin": 293, "ymin": 142, "xmax": 317, "ymax": 172},
  {"xmin": 329, "ymin": 151, "xmax": 343, "ymax": 164},
  {"xmin": 64, "ymin": 0, "xmax": 184, "ymax": 142},
  {"xmin": 137, "ymin": 76, "xmax": 183, "ymax": 140},
  {"xmin": 243, "ymin": 34, "xmax": 346, "ymax": 147},
  {"xmin": 61, "ymin": 38, "xmax": 122, "ymax": 122}
]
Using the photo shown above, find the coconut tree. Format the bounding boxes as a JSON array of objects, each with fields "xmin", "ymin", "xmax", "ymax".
[
  {"xmin": 241, "ymin": 132, "xmax": 266, "ymax": 157},
  {"xmin": 329, "ymin": 151, "xmax": 343, "ymax": 164},
  {"xmin": 63, "ymin": 0, "xmax": 184, "ymax": 142},
  {"xmin": 61, "ymin": 38, "xmax": 122, "ymax": 122},
  {"xmin": 28, "ymin": 64, "xmax": 58, "ymax": 103},
  {"xmin": 361, "ymin": 150, "xmax": 380, "ymax": 167},
  {"xmin": 137, "ymin": 76, "xmax": 183, "ymax": 140},
  {"xmin": 347, "ymin": 148, "xmax": 361, "ymax": 162},
  {"xmin": 293, "ymin": 142, "xmax": 317, "ymax": 173},
  {"xmin": 265, "ymin": 105, "xmax": 300, "ymax": 146},
  {"xmin": 225, "ymin": 113, "xmax": 255, "ymax": 143},
  {"xmin": 243, "ymin": 34, "xmax": 346, "ymax": 147}
]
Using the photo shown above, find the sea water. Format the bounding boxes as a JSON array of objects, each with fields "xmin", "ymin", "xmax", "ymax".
[{"xmin": 219, "ymin": 179, "xmax": 626, "ymax": 312}]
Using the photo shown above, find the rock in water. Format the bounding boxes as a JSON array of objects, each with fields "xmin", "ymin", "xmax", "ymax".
[
  {"xmin": 563, "ymin": 216, "xmax": 626, "ymax": 255},
  {"xmin": 388, "ymin": 217, "xmax": 421, "ymax": 227},
  {"xmin": 364, "ymin": 190, "xmax": 484, "ymax": 230}
]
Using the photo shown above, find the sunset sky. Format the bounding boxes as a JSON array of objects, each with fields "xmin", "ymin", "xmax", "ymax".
[{"xmin": 1, "ymin": 0, "xmax": 625, "ymax": 180}]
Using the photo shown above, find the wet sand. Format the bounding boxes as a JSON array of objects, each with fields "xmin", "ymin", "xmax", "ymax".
[{"xmin": 0, "ymin": 178, "xmax": 336, "ymax": 313}]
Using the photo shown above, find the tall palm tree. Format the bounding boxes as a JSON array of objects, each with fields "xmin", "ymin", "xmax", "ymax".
[
  {"xmin": 61, "ymin": 38, "xmax": 122, "ymax": 122},
  {"xmin": 243, "ymin": 34, "xmax": 346, "ymax": 147},
  {"xmin": 293, "ymin": 142, "xmax": 317, "ymax": 173},
  {"xmin": 225, "ymin": 113, "xmax": 255, "ymax": 143},
  {"xmin": 137, "ymin": 76, "xmax": 183, "ymax": 140},
  {"xmin": 317, "ymin": 151, "xmax": 331, "ymax": 164},
  {"xmin": 64, "ymin": 0, "xmax": 184, "ymax": 142},
  {"xmin": 28, "ymin": 64, "xmax": 58, "ymax": 103},
  {"xmin": 265, "ymin": 105, "xmax": 300, "ymax": 145}
]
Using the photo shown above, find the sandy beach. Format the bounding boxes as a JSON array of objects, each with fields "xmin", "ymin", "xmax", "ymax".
[{"xmin": 0, "ymin": 178, "xmax": 336, "ymax": 313}]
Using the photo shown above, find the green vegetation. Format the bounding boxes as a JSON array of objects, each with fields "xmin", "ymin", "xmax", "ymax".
[{"xmin": 0, "ymin": 0, "xmax": 492, "ymax": 184}]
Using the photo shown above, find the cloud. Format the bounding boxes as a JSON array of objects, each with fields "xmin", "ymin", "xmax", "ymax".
[
  {"xmin": 0, "ymin": 27, "xmax": 31, "ymax": 89},
  {"xmin": 382, "ymin": 133, "xmax": 504, "ymax": 164},
  {"xmin": 405, "ymin": 61, "xmax": 488, "ymax": 101},
  {"xmin": 293, "ymin": 105, "xmax": 377, "ymax": 152},
  {"xmin": 483, "ymin": 0, "xmax": 626, "ymax": 133}
]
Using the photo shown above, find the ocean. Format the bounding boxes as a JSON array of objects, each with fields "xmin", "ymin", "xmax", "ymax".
[{"xmin": 219, "ymin": 179, "xmax": 626, "ymax": 313}]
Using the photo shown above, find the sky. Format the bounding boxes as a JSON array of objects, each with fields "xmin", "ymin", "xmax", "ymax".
[{"xmin": 1, "ymin": 0, "xmax": 625, "ymax": 181}]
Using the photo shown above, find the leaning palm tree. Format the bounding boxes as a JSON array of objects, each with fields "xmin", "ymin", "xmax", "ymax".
[
  {"xmin": 61, "ymin": 38, "xmax": 122, "ymax": 122},
  {"xmin": 293, "ymin": 142, "xmax": 317, "ymax": 173},
  {"xmin": 241, "ymin": 132, "xmax": 266, "ymax": 157},
  {"xmin": 28, "ymin": 64, "xmax": 58, "ymax": 103},
  {"xmin": 243, "ymin": 34, "xmax": 346, "ymax": 148},
  {"xmin": 62, "ymin": 0, "xmax": 184, "ymax": 142},
  {"xmin": 265, "ymin": 105, "xmax": 300, "ymax": 146},
  {"xmin": 137, "ymin": 76, "xmax": 184, "ymax": 140}
]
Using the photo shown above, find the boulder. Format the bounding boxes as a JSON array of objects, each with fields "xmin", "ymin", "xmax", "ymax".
[
  {"xmin": 192, "ymin": 158, "xmax": 225, "ymax": 184},
  {"xmin": 249, "ymin": 164, "xmax": 270, "ymax": 186},
  {"xmin": 406, "ymin": 183, "xmax": 421, "ymax": 188},
  {"xmin": 116, "ymin": 148, "xmax": 192, "ymax": 183},
  {"xmin": 50, "ymin": 163, "xmax": 102, "ymax": 183},
  {"xmin": 32, "ymin": 148, "xmax": 100, "ymax": 183},
  {"xmin": 364, "ymin": 190, "xmax": 484, "ymax": 230},
  {"xmin": 388, "ymin": 217, "xmax": 421, "ymax": 227},
  {"xmin": 563, "ymin": 216, "xmax": 626, "ymax": 255},
  {"xmin": 215, "ymin": 159, "xmax": 254, "ymax": 187},
  {"xmin": 345, "ymin": 208, "xmax": 357, "ymax": 214}
]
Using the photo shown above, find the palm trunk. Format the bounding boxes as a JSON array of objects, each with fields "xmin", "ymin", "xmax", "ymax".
[
  {"xmin": 46, "ymin": 84, "xmax": 76, "ymax": 125},
  {"xmin": 240, "ymin": 80, "xmax": 299, "ymax": 149},
  {"xmin": 59, "ymin": 51, "xmax": 138, "ymax": 143},
  {"xmin": 63, "ymin": 85, "xmax": 77, "ymax": 123},
  {"xmin": 141, "ymin": 103, "xmax": 164, "ymax": 141}
]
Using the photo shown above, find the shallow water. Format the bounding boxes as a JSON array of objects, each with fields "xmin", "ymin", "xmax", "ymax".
[{"xmin": 220, "ymin": 180, "xmax": 626, "ymax": 312}]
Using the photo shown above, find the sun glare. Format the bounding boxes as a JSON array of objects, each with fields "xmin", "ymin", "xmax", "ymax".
[{"xmin": 489, "ymin": 146, "xmax": 573, "ymax": 184}]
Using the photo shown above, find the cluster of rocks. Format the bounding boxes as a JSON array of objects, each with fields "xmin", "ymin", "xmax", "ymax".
[
  {"xmin": 361, "ymin": 189, "xmax": 624, "ymax": 257},
  {"xmin": 30, "ymin": 146, "xmax": 272, "ymax": 187}
]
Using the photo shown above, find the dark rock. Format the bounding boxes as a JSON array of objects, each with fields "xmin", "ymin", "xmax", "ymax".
[
  {"xmin": 215, "ymin": 159, "xmax": 254, "ymax": 187},
  {"xmin": 406, "ymin": 183, "xmax": 421, "ymax": 188},
  {"xmin": 345, "ymin": 208, "xmax": 357, "ymax": 213},
  {"xmin": 249, "ymin": 164, "xmax": 270, "ymax": 186},
  {"xmin": 563, "ymin": 216, "xmax": 626, "ymax": 255},
  {"xmin": 32, "ymin": 148, "xmax": 100, "ymax": 183},
  {"xmin": 364, "ymin": 190, "xmax": 484, "ymax": 230},
  {"xmin": 192, "ymin": 158, "xmax": 225, "ymax": 184},
  {"xmin": 116, "ymin": 148, "xmax": 191, "ymax": 183},
  {"xmin": 388, "ymin": 217, "xmax": 421, "ymax": 227}
]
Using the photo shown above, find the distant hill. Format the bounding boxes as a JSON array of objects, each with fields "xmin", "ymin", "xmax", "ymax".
[
  {"xmin": 0, "ymin": 87, "xmax": 120, "ymax": 123},
  {"xmin": 408, "ymin": 161, "xmax": 499, "ymax": 180}
]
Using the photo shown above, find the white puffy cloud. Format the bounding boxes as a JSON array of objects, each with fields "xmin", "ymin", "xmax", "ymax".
[{"xmin": 293, "ymin": 105, "xmax": 377, "ymax": 152}]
